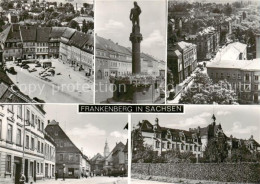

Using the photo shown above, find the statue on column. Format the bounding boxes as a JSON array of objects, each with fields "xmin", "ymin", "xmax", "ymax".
[{"xmin": 130, "ymin": 1, "xmax": 142, "ymax": 27}]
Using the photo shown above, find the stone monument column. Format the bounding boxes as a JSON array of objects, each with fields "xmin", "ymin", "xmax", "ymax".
[{"xmin": 130, "ymin": 25, "xmax": 142, "ymax": 74}]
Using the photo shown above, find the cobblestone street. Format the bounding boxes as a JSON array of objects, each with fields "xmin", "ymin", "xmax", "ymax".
[{"xmin": 30, "ymin": 177, "xmax": 127, "ymax": 184}]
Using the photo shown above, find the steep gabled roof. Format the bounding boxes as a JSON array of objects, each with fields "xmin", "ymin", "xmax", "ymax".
[
  {"xmin": 69, "ymin": 31, "xmax": 92, "ymax": 49},
  {"xmin": 37, "ymin": 27, "xmax": 51, "ymax": 42},
  {"xmin": 49, "ymin": 27, "xmax": 67, "ymax": 38},
  {"xmin": 61, "ymin": 27, "xmax": 76, "ymax": 39},
  {"xmin": 20, "ymin": 26, "xmax": 37, "ymax": 42}
]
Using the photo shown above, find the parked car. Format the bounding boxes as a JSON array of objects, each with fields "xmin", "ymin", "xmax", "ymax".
[
  {"xmin": 28, "ymin": 68, "xmax": 37, "ymax": 73},
  {"xmin": 35, "ymin": 63, "xmax": 41, "ymax": 67},
  {"xmin": 40, "ymin": 72, "xmax": 51, "ymax": 77},
  {"xmin": 7, "ymin": 67, "xmax": 17, "ymax": 75},
  {"xmin": 108, "ymin": 169, "xmax": 126, "ymax": 177},
  {"xmin": 22, "ymin": 65, "xmax": 29, "ymax": 69}
]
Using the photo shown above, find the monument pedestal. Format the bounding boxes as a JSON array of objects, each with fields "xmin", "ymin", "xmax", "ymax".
[{"xmin": 107, "ymin": 20, "xmax": 164, "ymax": 104}]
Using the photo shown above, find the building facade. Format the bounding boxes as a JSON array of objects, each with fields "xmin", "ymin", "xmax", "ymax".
[
  {"xmin": 45, "ymin": 120, "xmax": 88, "ymax": 178},
  {"xmin": 0, "ymin": 104, "xmax": 55, "ymax": 184},
  {"xmin": 207, "ymin": 59, "xmax": 260, "ymax": 104}
]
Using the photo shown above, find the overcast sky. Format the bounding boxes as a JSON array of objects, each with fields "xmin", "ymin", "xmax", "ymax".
[
  {"xmin": 96, "ymin": 0, "xmax": 167, "ymax": 61},
  {"xmin": 132, "ymin": 105, "xmax": 260, "ymax": 144},
  {"xmin": 44, "ymin": 104, "xmax": 128, "ymax": 158}
]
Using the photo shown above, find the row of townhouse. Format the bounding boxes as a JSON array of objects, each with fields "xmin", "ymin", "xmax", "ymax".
[
  {"xmin": 2, "ymin": 24, "xmax": 66, "ymax": 60},
  {"xmin": 207, "ymin": 58, "xmax": 260, "ymax": 104},
  {"xmin": 168, "ymin": 41, "xmax": 197, "ymax": 85},
  {"xmin": 59, "ymin": 28, "xmax": 94, "ymax": 76},
  {"xmin": 186, "ymin": 27, "xmax": 220, "ymax": 61},
  {"xmin": 0, "ymin": 104, "xmax": 56, "ymax": 184},
  {"xmin": 95, "ymin": 35, "xmax": 165, "ymax": 80}
]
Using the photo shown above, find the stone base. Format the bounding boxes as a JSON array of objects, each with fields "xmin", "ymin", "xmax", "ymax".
[{"xmin": 109, "ymin": 79, "xmax": 162, "ymax": 104}]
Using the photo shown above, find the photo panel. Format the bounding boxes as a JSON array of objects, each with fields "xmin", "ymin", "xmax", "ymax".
[
  {"xmin": 95, "ymin": 0, "xmax": 167, "ymax": 104},
  {"xmin": 167, "ymin": 0, "xmax": 260, "ymax": 105},
  {"xmin": 0, "ymin": 104, "xmax": 129, "ymax": 183},
  {"xmin": 131, "ymin": 105, "xmax": 260, "ymax": 183},
  {"xmin": 0, "ymin": 0, "xmax": 94, "ymax": 103}
]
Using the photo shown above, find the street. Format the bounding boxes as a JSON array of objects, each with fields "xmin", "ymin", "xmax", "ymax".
[
  {"xmin": 32, "ymin": 177, "xmax": 127, "ymax": 184},
  {"xmin": 6, "ymin": 59, "xmax": 94, "ymax": 103},
  {"xmin": 132, "ymin": 179, "xmax": 175, "ymax": 184}
]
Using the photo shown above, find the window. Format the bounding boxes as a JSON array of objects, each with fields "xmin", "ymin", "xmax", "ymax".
[
  {"xmin": 162, "ymin": 143, "xmax": 165, "ymax": 149},
  {"xmin": 181, "ymin": 144, "xmax": 184, "ymax": 150},
  {"xmin": 238, "ymin": 74, "xmax": 241, "ymax": 79},
  {"xmin": 255, "ymin": 75, "xmax": 259, "ymax": 81},
  {"xmin": 60, "ymin": 154, "xmax": 63, "ymax": 161},
  {"xmin": 17, "ymin": 105, "xmax": 22, "ymax": 118},
  {"xmin": 37, "ymin": 163, "xmax": 39, "ymax": 174},
  {"xmin": 156, "ymin": 141, "xmax": 160, "ymax": 148},
  {"xmin": 31, "ymin": 114, "xmax": 35, "ymax": 127},
  {"xmin": 186, "ymin": 145, "xmax": 188, "ymax": 151},
  {"xmin": 6, "ymin": 155, "xmax": 11, "ymax": 173},
  {"xmin": 16, "ymin": 129, "xmax": 21, "ymax": 145},
  {"xmin": 69, "ymin": 154, "xmax": 73, "ymax": 161},
  {"xmin": 172, "ymin": 144, "xmax": 175, "ymax": 149},
  {"xmin": 245, "ymin": 74, "xmax": 250, "ymax": 81},
  {"xmin": 41, "ymin": 143, "xmax": 44, "ymax": 153},
  {"xmin": 8, "ymin": 105, "xmax": 13, "ymax": 112},
  {"xmin": 254, "ymin": 85, "xmax": 258, "ymax": 91},
  {"xmin": 41, "ymin": 163, "xmax": 43, "ymax": 173},
  {"xmin": 38, "ymin": 141, "xmax": 40, "ymax": 152},
  {"xmin": 7, "ymin": 124, "xmax": 13, "ymax": 142},
  {"xmin": 41, "ymin": 122, "xmax": 44, "ymax": 131},
  {"xmin": 26, "ymin": 109, "xmax": 30, "ymax": 122},
  {"xmin": 190, "ymin": 145, "xmax": 193, "ymax": 151},
  {"xmin": 38, "ymin": 119, "xmax": 40, "ymax": 130},
  {"xmin": 31, "ymin": 137, "xmax": 34, "ymax": 150},
  {"xmin": 26, "ymin": 135, "xmax": 29, "ymax": 148},
  {"xmin": 76, "ymin": 155, "xmax": 79, "ymax": 162}
]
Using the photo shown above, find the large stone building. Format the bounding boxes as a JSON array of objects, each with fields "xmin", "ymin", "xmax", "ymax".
[
  {"xmin": 134, "ymin": 116, "xmax": 260, "ymax": 159},
  {"xmin": 207, "ymin": 58, "xmax": 260, "ymax": 104},
  {"xmin": 135, "ymin": 118, "xmax": 203, "ymax": 158},
  {"xmin": 95, "ymin": 35, "xmax": 165, "ymax": 80},
  {"xmin": 45, "ymin": 120, "xmax": 89, "ymax": 178},
  {"xmin": 48, "ymin": 27, "xmax": 66, "ymax": 59},
  {"xmin": 186, "ymin": 27, "xmax": 220, "ymax": 61},
  {"xmin": 168, "ymin": 41, "xmax": 197, "ymax": 84},
  {"xmin": 0, "ymin": 104, "xmax": 56, "ymax": 184}
]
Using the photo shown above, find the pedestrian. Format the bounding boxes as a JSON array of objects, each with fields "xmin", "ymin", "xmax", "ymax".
[
  {"xmin": 19, "ymin": 172, "xmax": 26, "ymax": 184},
  {"xmin": 69, "ymin": 74, "xmax": 71, "ymax": 79},
  {"xmin": 55, "ymin": 170, "xmax": 58, "ymax": 180}
]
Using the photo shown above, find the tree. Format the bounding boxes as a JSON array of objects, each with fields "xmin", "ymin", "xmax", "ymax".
[
  {"xmin": 224, "ymin": 4, "xmax": 232, "ymax": 16},
  {"xmin": 204, "ymin": 136, "xmax": 229, "ymax": 163},
  {"xmin": 69, "ymin": 20, "xmax": 80, "ymax": 30},
  {"xmin": 82, "ymin": 19, "xmax": 88, "ymax": 33},
  {"xmin": 179, "ymin": 72, "xmax": 237, "ymax": 104},
  {"xmin": 83, "ymin": 3, "xmax": 91, "ymax": 9},
  {"xmin": 80, "ymin": 7, "xmax": 85, "ymax": 14}
]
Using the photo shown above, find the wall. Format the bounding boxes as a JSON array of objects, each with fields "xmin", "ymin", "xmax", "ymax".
[{"xmin": 132, "ymin": 163, "xmax": 260, "ymax": 183}]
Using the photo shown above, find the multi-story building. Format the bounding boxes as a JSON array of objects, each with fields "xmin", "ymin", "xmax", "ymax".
[
  {"xmin": 45, "ymin": 120, "xmax": 89, "ymax": 178},
  {"xmin": 186, "ymin": 27, "xmax": 220, "ymax": 61},
  {"xmin": 134, "ymin": 115, "xmax": 260, "ymax": 159},
  {"xmin": 2, "ymin": 24, "xmax": 23, "ymax": 61},
  {"xmin": 135, "ymin": 118, "xmax": 203, "ymax": 158},
  {"xmin": 214, "ymin": 42, "xmax": 247, "ymax": 61},
  {"xmin": 36, "ymin": 27, "xmax": 51, "ymax": 59},
  {"xmin": 48, "ymin": 27, "xmax": 66, "ymax": 59},
  {"xmin": 20, "ymin": 26, "xmax": 37, "ymax": 59},
  {"xmin": 207, "ymin": 58, "xmax": 260, "ymax": 104},
  {"xmin": 0, "ymin": 104, "xmax": 55, "ymax": 184},
  {"xmin": 95, "ymin": 35, "xmax": 163, "ymax": 79},
  {"xmin": 111, "ymin": 142, "xmax": 126, "ymax": 171},
  {"xmin": 68, "ymin": 31, "xmax": 94, "ymax": 75},
  {"xmin": 59, "ymin": 28, "xmax": 76, "ymax": 63},
  {"xmin": 168, "ymin": 41, "xmax": 197, "ymax": 84}
]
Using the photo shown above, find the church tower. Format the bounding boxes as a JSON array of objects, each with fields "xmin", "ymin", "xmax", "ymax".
[{"xmin": 104, "ymin": 139, "xmax": 110, "ymax": 157}]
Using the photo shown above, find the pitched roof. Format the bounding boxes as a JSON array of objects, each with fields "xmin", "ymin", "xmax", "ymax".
[
  {"xmin": 37, "ymin": 27, "xmax": 51, "ymax": 42},
  {"xmin": 49, "ymin": 27, "xmax": 67, "ymax": 38},
  {"xmin": 0, "ymin": 25, "xmax": 11, "ymax": 43},
  {"xmin": 20, "ymin": 26, "xmax": 37, "ymax": 42},
  {"xmin": 61, "ymin": 27, "xmax": 76, "ymax": 39},
  {"xmin": 69, "ymin": 31, "xmax": 92, "ymax": 49}
]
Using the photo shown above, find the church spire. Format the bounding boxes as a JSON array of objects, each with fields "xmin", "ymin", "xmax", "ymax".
[{"xmin": 104, "ymin": 138, "xmax": 110, "ymax": 157}]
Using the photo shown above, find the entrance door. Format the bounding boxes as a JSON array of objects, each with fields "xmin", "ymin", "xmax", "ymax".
[
  {"xmin": 97, "ymin": 70, "xmax": 102, "ymax": 79},
  {"xmin": 254, "ymin": 93, "xmax": 258, "ymax": 103},
  {"xmin": 45, "ymin": 163, "xmax": 48, "ymax": 178},
  {"xmin": 25, "ymin": 159, "xmax": 28, "ymax": 183},
  {"xmin": 14, "ymin": 157, "xmax": 22, "ymax": 184}
]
